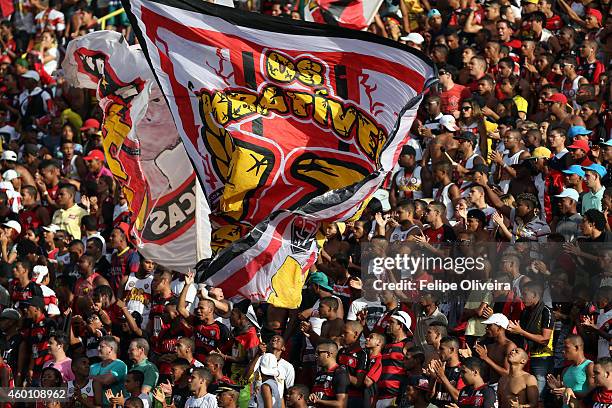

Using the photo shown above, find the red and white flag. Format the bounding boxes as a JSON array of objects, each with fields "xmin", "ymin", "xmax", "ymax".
[
  {"xmin": 121, "ymin": 0, "xmax": 436, "ymax": 307},
  {"xmin": 304, "ymin": 0, "xmax": 384, "ymax": 30}
]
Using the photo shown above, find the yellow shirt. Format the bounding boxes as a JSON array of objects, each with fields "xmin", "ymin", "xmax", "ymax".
[{"xmin": 52, "ymin": 204, "xmax": 89, "ymax": 239}]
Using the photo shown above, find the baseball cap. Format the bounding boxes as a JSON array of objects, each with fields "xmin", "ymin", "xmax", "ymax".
[
  {"xmin": 80, "ymin": 118, "xmax": 100, "ymax": 131},
  {"xmin": 545, "ymin": 93, "xmax": 568, "ymax": 104},
  {"xmin": 454, "ymin": 131, "xmax": 477, "ymax": 144},
  {"xmin": 0, "ymin": 56, "xmax": 11, "ymax": 65},
  {"xmin": 308, "ymin": 271, "xmax": 334, "ymax": 292},
  {"xmin": 23, "ymin": 143, "xmax": 39, "ymax": 156},
  {"xmin": 587, "ymin": 8, "xmax": 602, "ymax": 25},
  {"xmin": 527, "ymin": 146, "xmax": 552, "ymax": 160},
  {"xmin": 2, "ymin": 170, "xmax": 19, "ymax": 182},
  {"xmin": 604, "ymin": 139, "xmax": 612, "ymax": 147},
  {"xmin": 524, "ymin": 0, "xmax": 539, "ymax": 4},
  {"xmin": 32, "ymin": 265, "xmax": 49, "ymax": 284},
  {"xmin": 439, "ymin": 115, "xmax": 459, "ymax": 132},
  {"xmin": 391, "ymin": 311, "xmax": 413, "ymax": 332},
  {"xmin": 562, "ymin": 165, "xmax": 585, "ymax": 177},
  {"xmin": 1, "ymin": 151, "xmax": 17, "ymax": 162},
  {"xmin": 427, "ymin": 8, "xmax": 441, "ymax": 18},
  {"xmin": 469, "ymin": 163, "xmax": 489, "ymax": 174},
  {"xmin": 0, "ymin": 308, "xmax": 20, "ymax": 320},
  {"xmin": 482, "ymin": 313, "xmax": 510, "ymax": 329},
  {"xmin": 114, "ymin": 222, "xmax": 131, "ymax": 239},
  {"xmin": 22, "ymin": 296, "xmax": 45, "ymax": 311},
  {"xmin": 42, "ymin": 224, "xmax": 60, "ymax": 233},
  {"xmin": 259, "ymin": 353, "xmax": 280, "ymax": 377},
  {"xmin": 83, "ymin": 149, "xmax": 105, "ymax": 161},
  {"xmin": 582, "ymin": 163, "xmax": 607, "ymax": 178},
  {"xmin": 2, "ymin": 220, "xmax": 21, "ymax": 235},
  {"xmin": 568, "ymin": 125, "xmax": 592, "ymax": 139},
  {"xmin": 213, "ymin": 382, "xmax": 243, "ymax": 395},
  {"xmin": 401, "ymin": 32, "xmax": 425, "ymax": 45},
  {"xmin": 567, "ymin": 139, "xmax": 590, "ymax": 152},
  {"xmin": 21, "ymin": 70, "xmax": 40, "ymax": 82},
  {"xmin": 555, "ymin": 188, "xmax": 579, "ymax": 202}
]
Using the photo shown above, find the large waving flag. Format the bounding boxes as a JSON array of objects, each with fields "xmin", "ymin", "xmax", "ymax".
[
  {"xmin": 62, "ymin": 31, "xmax": 211, "ymax": 271},
  {"xmin": 121, "ymin": 0, "xmax": 437, "ymax": 307}
]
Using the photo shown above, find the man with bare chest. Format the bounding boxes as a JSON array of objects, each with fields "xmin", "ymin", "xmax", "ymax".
[
  {"xmin": 475, "ymin": 313, "xmax": 517, "ymax": 384},
  {"xmin": 422, "ymin": 114, "xmax": 460, "ymax": 166},
  {"xmin": 498, "ymin": 348, "xmax": 539, "ymax": 408},
  {"xmin": 302, "ymin": 297, "xmax": 345, "ymax": 346}
]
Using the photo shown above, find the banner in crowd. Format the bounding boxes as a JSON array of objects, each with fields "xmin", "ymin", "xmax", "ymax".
[
  {"xmin": 63, "ymin": 31, "xmax": 211, "ymax": 271},
  {"xmin": 304, "ymin": 0, "xmax": 384, "ymax": 30},
  {"xmin": 122, "ymin": 0, "xmax": 437, "ymax": 307}
]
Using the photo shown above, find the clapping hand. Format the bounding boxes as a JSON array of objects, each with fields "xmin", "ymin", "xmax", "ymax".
[
  {"xmin": 474, "ymin": 343, "xmax": 488, "ymax": 359},
  {"xmin": 547, "ymin": 374, "xmax": 562, "ymax": 390}
]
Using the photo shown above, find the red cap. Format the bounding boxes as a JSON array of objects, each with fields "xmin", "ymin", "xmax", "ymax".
[
  {"xmin": 80, "ymin": 118, "xmax": 100, "ymax": 131},
  {"xmin": 0, "ymin": 55, "xmax": 11, "ymax": 65},
  {"xmin": 545, "ymin": 93, "xmax": 568, "ymax": 104},
  {"xmin": 83, "ymin": 149, "xmax": 105, "ymax": 161},
  {"xmin": 567, "ymin": 139, "xmax": 590, "ymax": 152},
  {"xmin": 587, "ymin": 8, "xmax": 602, "ymax": 25},
  {"xmin": 114, "ymin": 222, "xmax": 131, "ymax": 241}
]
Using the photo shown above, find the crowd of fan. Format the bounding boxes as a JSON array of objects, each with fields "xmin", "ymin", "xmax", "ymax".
[{"xmin": 0, "ymin": 0, "xmax": 610, "ymax": 407}]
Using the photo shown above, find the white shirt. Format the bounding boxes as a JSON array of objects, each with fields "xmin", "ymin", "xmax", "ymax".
[
  {"xmin": 249, "ymin": 357, "xmax": 295, "ymax": 407},
  {"xmin": 185, "ymin": 393, "xmax": 218, "ymax": 408}
]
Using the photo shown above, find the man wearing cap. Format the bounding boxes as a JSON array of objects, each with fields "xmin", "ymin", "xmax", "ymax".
[
  {"xmin": 554, "ymin": 189, "xmax": 583, "ymax": 241},
  {"xmin": 377, "ymin": 311, "xmax": 412, "ymax": 407},
  {"xmin": 544, "ymin": 93, "xmax": 570, "ymax": 122},
  {"xmin": 390, "ymin": 145, "xmax": 423, "ymax": 207},
  {"xmin": 215, "ymin": 382, "xmax": 241, "ymax": 408},
  {"xmin": 568, "ymin": 134, "xmax": 593, "ymax": 164},
  {"xmin": 422, "ymin": 114, "xmax": 460, "ymax": 167},
  {"xmin": 80, "ymin": 118, "xmax": 100, "ymax": 137},
  {"xmin": 582, "ymin": 164, "xmax": 607, "ymax": 212},
  {"xmin": 400, "ymin": 32, "xmax": 424, "ymax": 50},
  {"xmin": 83, "ymin": 149, "xmax": 112, "ymax": 182},
  {"xmin": 22, "ymin": 296, "xmax": 56, "ymax": 385},
  {"xmin": 18, "ymin": 70, "xmax": 53, "ymax": 128},
  {"xmin": 0, "ymin": 308, "xmax": 23, "ymax": 375},
  {"xmin": 527, "ymin": 146, "xmax": 563, "ymax": 222},
  {"xmin": 476, "ymin": 313, "xmax": 517, "ymax": 385}
]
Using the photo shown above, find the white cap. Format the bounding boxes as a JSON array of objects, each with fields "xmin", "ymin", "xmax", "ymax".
[
  {"xmin": 42, "ymin": 224, "xmax": 60, "ymax": 233},
  {"xmin": 2, "ymin": 220, "xmax": 21, "ymax": 234},
  {"xmin": 0, "ymin": 125, "xmax": 19, "ymax": 142},
  {"xmin": 1, "ymin": 150, "xmax": 17, "ymax": 162},
  {"xmin": 391, "ymin": 311, "xmax": 413, "ymax": 332},
  {"xmin": 21, "ymin": 70, "xmax": 40, "ymax": 82},
  {"xmin": 2, "ymin": 169, "xmax": 19, "ymax": 182},
  {"xmin": 401, "ymin": 32, "xmax": 425, "ymax": 45},
  {"xmin": 439, "ymin": 115, "xmax": 459, "ymax": 132},
  {"xmin": 259, "ymin": 353, "xmax": 280, "ymax": 377},
  {"xmin": 482, "ymin": 313, "xmax": 510, "ymax": 329},
  {"xmin": 555, "ymin": 188, "xmax": 579, "ymax": 202},
  {"xmin": 33, "ymin": 265, "xmax": 49, "ymax": 284}
]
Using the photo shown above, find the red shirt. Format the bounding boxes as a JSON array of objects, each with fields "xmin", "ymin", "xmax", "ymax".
[
  {"xmin": 440, "ymin": 84, "xmax": 471, "ymax": 115},
  {"xmin": 378, "ymin": 338, "xmax": 410, "ymax": 399}
]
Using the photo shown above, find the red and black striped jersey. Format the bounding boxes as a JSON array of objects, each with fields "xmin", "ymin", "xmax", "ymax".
[
  {"xmin": 191, "ymin": 320, "xmax": 230, "ymax": 361},
  {"xmin": 311, "ymin": 364, "xmax": 349, "ymax": 401},
  {"xmin": 378, "ymin": 338, "xmax": 410, "ymax": 399}
]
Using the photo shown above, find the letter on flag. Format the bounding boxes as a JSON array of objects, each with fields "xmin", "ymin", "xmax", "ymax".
[{"xmin": 121, "ymin": 0, "xmax": 437, "ymax": 307}]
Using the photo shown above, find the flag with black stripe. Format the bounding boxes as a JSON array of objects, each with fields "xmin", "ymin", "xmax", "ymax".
[{"xmin": 121, "ymin": 0, "xmax": 437, "ymax": 308}]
